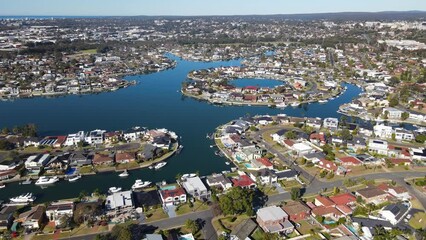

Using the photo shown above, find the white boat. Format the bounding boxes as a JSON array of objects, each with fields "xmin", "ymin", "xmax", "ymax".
[
  {"xmin": 35, "ymin": 176, "xmax": 59, "ymax": 186},
  {"xmin": 318, "ymin": 99, "xmax": 328, "ymax": 103},
  {"xmin": 108, "ymin": 187, "xmax": 122, "ymax": 193},
  {"xmin": 10, "ymin": 193, "xmax": 36, "ymax": 204},
  {"xmin": 132, "ymin": 179, "xmax": 151, "ymax": 190},
  {"xmin": 181, "ymin": 173, "xmax": 197, "ymax": 180},
  {"xmin": 118, "ymin": 170, "xmax": 129, "ymax": 178},
  {"xmin": 21, "ymin": 179, "xmax": 32, "ymax": 185},
  {"xmin": 68, "ymin": 175, "xmax": 81, "ymax": 182},
  {"xmin": 154, "ymin": 162, "xmax": 167, "ymax": 170},
  {"xmin": 291, "ymin": 102, "xmax": 300, "ymax": 107},
  {"xmin": 225, "ymin": 162, "xmax": 230, "ymax": 165},
  {"xmin": 176, "ymin": 145, "xmax": 184, "ymax": 154},
  {"xmin": 276, "ymin": 103, "xmax": 287, "ymax": 108},
  {"xmin": 0, "ymin": 183, "xmax": 5, "ymax": 189}
]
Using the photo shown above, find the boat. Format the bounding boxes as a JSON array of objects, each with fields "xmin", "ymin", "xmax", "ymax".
[
  {"xmin": 148, "ymin": 166, "xmax": 154, "ymax": 169},
  {"xmin": 176, "ymin": 145, "xmax": 184, "ymax": 154},
  {"xmin": 291, "ymin": 102, "xmax": 300, "ymax": 107},
  {"xmin": 318, "ymin": 99, "xmax": 328, "ymax": 103},
  {"xmin": 210, "ymin": 145, "xmax": 215, "ymax": 148},
  {"xmin": 225, "ymin": 162, "xmax": 230, "ymax": 165},
  {"xmin": 21, "ymin": 178, "xmax": 32, "ymax": 185},
  {"xmin": 154, "ymin": 162, "xmax": 167, "ymax": 170},
  {"xmin": 181, "ymin": 173, "xmax": 197, "ymax": 181},
  {"xmin": 68, "ymin": 174, "xmax": 81, "ymax": 182},
  {"xmin": 108, "ymin": 187, "xmax": 122, "ymax": 194},
  {"xmin": 9, "ymin": 193, "xmax": 36, "ymax": 204},
  {"xmin": 161, "ymin": 180, "xmax": 167, "ymax": 186},
  {"xmin": 0, "ymin": 183, "xmax": 5, "ymax": 189},
  {"xmin": 35, "ymin": 176, "xmax": 59, "ymax": 186},
  {"xmin": 118, "ymin": 170, "xmax": 129, "ymax": 178},
  {"xmin": 132, "ymin": 179, "xmax": 152, "ymax": 190},
  {"xmin": 276, "ymin": 102, "xmax": 287, "ymax": 108}
]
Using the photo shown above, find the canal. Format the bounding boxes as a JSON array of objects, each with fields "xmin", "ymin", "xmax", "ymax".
[{"xmin": 0, "ymin": 55, "xmax": 362, "ymax": 202}]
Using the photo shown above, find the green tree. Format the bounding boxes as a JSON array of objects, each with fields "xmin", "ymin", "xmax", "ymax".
[
  {"xmin": 0, "ymin": 140, "xmax": 15, "ymax": 150},
  {"xmin": 1, "ymin": 127, "xmax": 9, "ymax": 135},
  {"xmin": 401, "ymin": 112, "xmax": 409, "ymax": 121},
  {"xmin": 218, "ymin": 187, "xmax": 255, "ymax": 216},
  {"xmin": 340, "ymin": 129, "xmax": 352, "ymax": 141},
  {"xmin": 389, "ymin": 97, "xmax": 399, "ymax": 107},
  {"xmin": 290, "ymin": 187, "xmax": 301, "ymax": 200},
  {"xmin": 415, "ymin": 134, "xmax": 426, "ymax": 143},
  {"xmin": 285, "ymin": 130, "xmax": 297, "ymax": 139},
  {"xmin": 185, "ymin": 219, "xmax": 199, "ymax": 234}
]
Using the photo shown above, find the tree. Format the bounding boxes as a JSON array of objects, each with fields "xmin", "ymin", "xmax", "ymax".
[
  {"xmin": 1, "ymin": 127, "xmax": 9, "ymax": 135},
  {"xmin": 185, "ymin": 219, "xmax": 199, "ymax": 234},
  {"xmin": 340, "ymin": 129, "xmax": 352, "ymax": 141},
  {"xmin": 0, "ymin": 140, "xmax": 15, "ymax": 150},
  {"xmin": 290, "ymin": 187, "xmax": 301, "ymax": 200},
  {"xmin": 110, "ymin": 223, "xmax": 132, "ymax": 240},
  {"xmin": 284, "ymin": 130, "xmax": 297, "ymax": 139},
  {"xmin": 218, "ymin": 187, "xmax": 255, "ymax": 216},
  {"xmin": 415, "ymin": 134, "xmax": 426, "ymax": 143},
  {"xmin": 389, "ymin": 97, "xmax": 399, "ymax": 107},
  {"xmin": 401, "ymin": 112, "xmax": 409, "ymax": 121}
]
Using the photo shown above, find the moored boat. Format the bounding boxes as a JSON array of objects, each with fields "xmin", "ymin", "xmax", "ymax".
[
  {"xmin": 108, "ymin": 187, "xmax": 122, "ymax": 194},
  {"xmin": 0, "ymin": 183, "xmax": 5, "ymax": 189},
  {"xmin": 154, "ymin": 162, "xmax": 167, "ymax": 170},
  {"xmin": 10, "ymin": 193, "xmax": 35, "ymax": 204},
  {"xmin": 68, "ymin": 175, "xmax": 81, "ymax": 182},
  {"xmin": 132, "ymin": 179, "xmax": 151, "ymax": 190},
  {"xmin": 35, "ymin": 176, "xmax": 59, "ymax": 186},
  {"xmin": 118, "ymin": 170, "xmax": 129, "ymax": 177}
]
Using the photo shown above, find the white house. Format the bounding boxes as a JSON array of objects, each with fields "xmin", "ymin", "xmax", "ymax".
[
  {"xmin": 291, "ymin": 142, "xmax": 315, "ymax": 156},
  {"xmin": 206, "ymin": 173, "xmax": 233, "ymax": 191},
  {"xmin": 85, "ymin": 129, "xmax": 106, "ymax": 145},
  {"xmin": 159, "ymin": 187, "xmax": 187, "ymax": 206},
  {"xmin": 105, "ymin": 191, "xmax": 134, "ymax": 210},
  {"xmin": 394, "ymin": 128, "xmax": 414, "ymax": 141},
  {"xmin": 181, "ymin": 177, "xmax": 210, "ymax": 200},
  {"xmin": 64, "ymin": 131, "xmax": 85, "ymax": 146},
  {"xmin": 379, "ymin": 203, "xmax": 410, "ymax": 225},
  {"xmin": 123, "ymin": 127, "xmax": 145, "ymax": 142},
  {"xmin": 46, "ymin": 201, "xmax": 74, "ymax": 224},
  {"xmin": 25, "ymin": 154, "xmax": 50, "ymax": 173},
  {"xmin": 323, "ymin": 118, "xmax": 339, "ymax": 130},
  {"xmin": 373, "ymin": 124, "xmax": 393, "ymax": 139},
  {"xmin": 368, "ymin": 139, "xmax": 388, "ymax": 155},
  {"xmin": 382, "ymin": 107, "xmax": 403, "ymax": 119}
]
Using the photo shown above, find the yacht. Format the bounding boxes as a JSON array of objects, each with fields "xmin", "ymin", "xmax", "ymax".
[
  {"xmin": 181, "ymin": 173, "xmax": 197, "ymax": 181},
  {"xmin": 118, "ymin": 170, "xmax": 129, "ymax": 178},
  {"xmin": 276, "ymin": 102, "xmax": 287, "ymax": 108},
  {"xmin": 68, "ymin": 175, "xmax": 81, "ymax": 182},
  {"xmin": 108, "ymin": 187, "xmax": 122, "ymax": 194},
  {"xmin": 35, "ymin": 176, "xmax": 59, "ymax": 186},
  {"xmin": 132, "ymin": 179, "xmax": 151, "ymax": 190},
  {"xmin": 154, "ymin": 162, "xmax": 167, "ymax": 170},
  {"xmin": 225, "ymin": 162, "xmax": 230, "ymax": 165},
  {"xmin": 0, "ymin": 183, "xmax": 5, "ymax": 189},
  {"xmin": 176, "ymin": 145, "xmax": 184, "ymax": 154},
  {"xmin": 10, "ymin": 193, "xmax": 36, "ymax": 204},
  {"xmin": 291, "ymin": 102, "xmax": 300, "ymax": 107},
  {"xmin": 21, "ymin": 178, "xmax": 32, "ymax": 185},
  {"xmin": 318, "ymin": 99, "xmax": 328, "ymax": 103}
]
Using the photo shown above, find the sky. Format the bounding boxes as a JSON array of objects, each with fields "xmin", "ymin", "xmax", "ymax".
[{"xmin": 0, "ymin": 0, "xmax": 425, "ymax": 16}]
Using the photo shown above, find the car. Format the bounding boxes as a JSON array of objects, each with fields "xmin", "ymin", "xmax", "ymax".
[{"xmin": 406, "ymin": 214, "xmax": 412, "ymax": 219}]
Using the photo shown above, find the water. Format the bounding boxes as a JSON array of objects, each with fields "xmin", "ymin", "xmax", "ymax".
[
  {"xmin": 0, "ymin": 54, "xmax": 362, "ymax": 203},
  {"xmin": 231, "ymin": 78, "xmax": 285, "ymax": 88}
]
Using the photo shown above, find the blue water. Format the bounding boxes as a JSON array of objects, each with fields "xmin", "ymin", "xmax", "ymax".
[
  {"xmin": 0, "ymin": 54, "xmax": 362, "ymax": 202},
  {"xmin": 232, "ymin": 78, "xmax": 284, "ymax": 88},
  {"xmin": 244, "ymin": 163, "xmax": 254, "ymax": 168}
]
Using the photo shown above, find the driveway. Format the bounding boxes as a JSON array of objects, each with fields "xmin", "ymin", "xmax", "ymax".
[
  {"xmin": 165, "ymin": 205, "xmax": 177, "ymax": 218},
  {"xmin": 273, "ymin": 182, "xmax": 286, "ymax": 194}
]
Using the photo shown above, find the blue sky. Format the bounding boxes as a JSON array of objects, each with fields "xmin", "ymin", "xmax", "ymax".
[{"xmin": 0, "ymin": 0, "xmax": 425, "ymax": 16}]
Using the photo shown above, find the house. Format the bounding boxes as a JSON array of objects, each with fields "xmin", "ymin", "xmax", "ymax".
[
  {"xmin": 181, "ymin": 177, "xmax": 210, "ymax": 200},
  {"xmin": 235, "ymin": 146, "xmax": 263, "ymax": 162},
  {"xmin": 382, "ymin": 107, "xmax": 403, "ymax": 119},
  {"xmin": 159, "ymin": 187, "xmax": 187, "ymax": 206},
  {"xmin": 323, "ymin": 118, "xmax": 339, "ymax": 130},
  {"xmin": 311, "ymin": 206, "xmax": 345, "ymax": 221},
  {"xmin": 356, "ymin": 187, "xmax": 389, "ymax": 204},
  {"xmin": 386, "ymin": 158, "xmax": 412, "ymax": 167},
  {"xmin": 115, "ymin": 151, "xmax": 136, "ymax": 164},
  {"xmin": 64, "ymin": 131, "xmax": 85, "ymax": 146},
  {"xmin": 368, "ymin": 139, "xmax": 388, "ymax": 155},
  {"xmin": 133, "ymin": 190, "xmax": 162, "ymax": 209},
  {"xmin": 309, "ymin": 132, "xmax": 327, "ymax": 146},
  {"xmin": 17, "ymin": 205, "xmax": 46, "ymax": 230},
  {"xmin": 250, "ymin": 169, "xmax": 277, "ymax": 185},
  {"xmin": 106, "ymin": 191, "xmax": 134, "ymax": 210},
  {"xmin": 314, "ymin": 195, "xmax": 335, "ymax": 207},
  {"xmin": 379, "ymin": 203, "xmax": 410, "ymax": 225},
  {"xmin": 231, "ymin": 174, "xmax": 257, "ymax": 189},
  {"xmin": 85, "ymin": 129, "xmax": 105, "ymax": 145},
  {"xmin": 123, "ymin": 127, "xmax": 145, "ymax": 142},
  {"xmin": 104, "ymin": 131, "xmax": 121, "ymax": 144},
  {"xmin": 138, "ymin": 144, "xmax": 161, "ymax": 161},
  {"xmin": 373, "ymin": 124, "xmax": 393, "ymax": 139},
  {"xmin": 316, "ymin": 159, "xmax": 347, "ymax": 175},
  {"xmin": 206, "ymin": 173, "xmax": 233, "ymax": 191},
  {"xmin": 23, "ymin": 137, "xmax": 40, "ymax": 147},
  {"xmin": 282, "ymin": 201, "xmax": 311, "ymax": 222},
  {"xmin": 45, "ymin": 201, "xmax": 74, "ymax": 224},
  {"xmin": 69, "ymin": 152, "xmax": 92, "ymax": 166},
  {"xmin": 329, "ymin": 193, "xmax": 357, "ymax": 207},
  {"xmin": 337, "ymin": 156, "xmax": 362, "ymax": 166},
  {"xmin": 44, "ymin": 153, "xmax": 70, "ymax": 174},
  {"xmin": 274, "ymin": 169, "xmax": 298, "ymax": 181},
  {"xmin": 394, "ymin": 128, "xmax": 414, "ymax": 141},
  {"xmin": 378, "ymin": 183, "xmax": 411, "ymax": 201},
  {"xmin": 25, "ymin": 154, "xmax": 51, "ymax": 173},
  {"xmin": 410, "ymin": 148, "xmax": 426, "ymax": 161},
  {"xmin": 256, "ymin": 206, "xmax": 294, "ymax": 234},
  {"xmin": 230, "ymin": 218, "xmax": 257, "ymax": 240},
  {"xmin": 291, "ymin": 142, "xmax": 315, "ymax": 156},
  {"xmin": 347, "ymin": 137, "xmax": 367, "ymax": 151},
  {"xmin": 93, "ymin": 153, "xmax": 114, "ymax": 165},
  {"xmin": 152, "ymin": 135, "xmax": 171, "ymax": 149},
  {"xmin": 306, "ymin": 118, "xmax": 322, "ymax": 129},
  {"xmin": 0, "ymin": 206, "xmax": 16, "ymax": 231}
]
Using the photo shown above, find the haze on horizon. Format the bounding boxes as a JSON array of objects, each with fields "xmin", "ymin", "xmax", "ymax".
[{"xmin": 0, "ymin": 0, "xmax": 425, "ymax": 16}]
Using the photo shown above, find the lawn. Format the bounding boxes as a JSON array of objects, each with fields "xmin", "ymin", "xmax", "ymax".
[
  {"xmin": 409, "ymin": 212, "xmax": 426, "ymax": 230},
  {"xmin": 145, "ymin": 208, "xmax": 168, "ymax": 222},
  {"xmin": 78, "ymin": 165, "xmax": 94, "ymax": 174},
  {"xmin": 296, "ymin": 219, "xmax": 323, "ymax": 235},
  {"xmin": 81, "ymin": 49, "xmax": 97, "ymax": 54},
  {"xmin": 280, "ymin": 179, "xmax": 302, "ymax": 190},
  {"xmin": 32, "ymin": 225, "xmax": 109, "ymax": 240},
  {"xmin": 220, "ymin": 215, "xmax": 250, "ymax": 231},
  {"xmin": 116, "ymin": 161, "xmax": 139, "ymax": 170},
  {"xmin": 176, "ymin": 201, "xmax": 209, "ymax": 215},
  {"xmin": 261, "ymin": 186, "xmax": 278, "ymax": 196},
  {"xmin": 410, "ymin": 198, "xmax": 425, "ymax": 211}
]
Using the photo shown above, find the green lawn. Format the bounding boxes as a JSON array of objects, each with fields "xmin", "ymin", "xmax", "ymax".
[
  {"xmin": 176, "ymin": 201, "xmax": 209, "ymax": 215},
  {"xmin": 78, "ymin": 165, "xmax": 94, "ymax": 174},
  {"xmin": 145, "ymin": 208, "xmax": 168, "ymax": 222},
  {"xmin": 81, "ymin": 49, "xmax": 97, "ymax": 54},
  {"xmin": 32, "ymin": 225, "xmax": 109, "ymax": 240},
  {"xmin": 409, "ymin": 212, "xmax": 426, "ymax": 230},
  {"xmin": 116, "ymin": 161, "xmax": 139, "ymax": 170}
]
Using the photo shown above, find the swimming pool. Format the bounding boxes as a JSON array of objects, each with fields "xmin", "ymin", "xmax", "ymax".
[
  {"xmin": 244, "ymin": 163, "xmax": 254, "ymax": 169},
  {"xmin": 65, "ymin": 167, "xmax": 77, "ymax": 175},
  {"xmin": 161, "ymin": 185, "xmax": 176, "ymax": 191}
]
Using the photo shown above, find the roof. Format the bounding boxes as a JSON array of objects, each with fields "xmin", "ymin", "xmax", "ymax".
[
  {"xmin": 312, "ymin": 206, "xmax": 343, "ymax": 217},
  {"xmin": 315, "ymin": 195, "xmax": 335, "ymax": 207},
  {"xmin": 106, "ymin": 191, "xmax": 133, "ymax": 209},
  {"xmin": 231, "ymin": 218, "xmax": 257, "ymax": 240},
  {"xmin": 282, "ymin": 201, "xmax": 311, "ymax": 215},
  {"xmin": 389, "ymin": 158, "xmax": 412, "ymax": 165},
  {"xmin": 231, "ymin": 175, "xmax": 255, "ymax": 187},
  {"xmin": 93, "ymin": 153, "xmax": 113, "ymax": 164},
  {"xmin": 160, "ymin": 187, "xmax": 186, "ymax": 199},
  {"xmin": 338, "ymin": 156, "xmax": 362, "ymax": 165},
  {"xmin": 357, "ymin": 187, "xmax": 388, "ymax": 199},
  {"xmin": 256, "ymin": 158, "xmax": 273, "ymax": 167},
  {"xmin": 257, "ymin": 206, "xmax": 288, "ymax": 222},
  {"xmin": 329, "ymin": 193, "xmax": 357, "ymax": 206},
  {"xmin": 115, "ymin": 152, "xmax": 135, "ymax": 161},
  {"xmin": 182, "ymin": 177, "xmax": 207, "ymax": 192}
]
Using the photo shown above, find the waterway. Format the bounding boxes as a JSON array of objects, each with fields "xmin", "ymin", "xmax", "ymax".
[
  {"xmin": 231, "ymin": 78, "xmax": 285, "ymax": 88},
  {"xmin": 0, "ymin": 54, "xmax": 362, "ymax": 203}
]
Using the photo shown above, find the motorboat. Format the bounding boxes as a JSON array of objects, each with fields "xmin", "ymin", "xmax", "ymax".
[
  {"xmin": 0, "ymin": 183, "xmax": 5, "ymax": 189},
  {"xmin": 291, "ymin": 102, "xmax": 300, "ymax": 107},
  {"xmin": 68, "ymin": 175, "xmax": 81, "ymax": 182},
  {"xmin": 132, "ymin": 179, "xmax": 151, "ymax": 190},
  {"xmin": 154, "ymin": 162, "xmax": 167, "ymax": 170},
  {"xmin": 276, "ymin": 102, "xmax": 287, "ymax": 108},
  {"xmin": 108, "ymin": 187, "xmax": 122, "ymax": 194},
  {"xmin": 21, "ymin": 178, "xmax": 32, "ymax": 185},
  {"xmin": 35, "ymin": 176, "xmax": 59, "ymax": 186},
  {"xmin": 181, "ymin": 173, "xmax": 197, "ymax": 181},
  {"xmin": 318, "ymin": 99, "xmax": 328, "ymax": 103},
  {"xmin": 176, "ymin": 145, "xmax": 184, "ymax": 154},
  {"xmin": 225, "ymin": 162, "xmax": 230, "ymax": 165},
  {"xmin": 10, "ymin": 193, "xmax": 36, "ymax": 204},
  {"xmin": 118, "ymin": 170, "xmax": 129, "ymax": 178}
]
